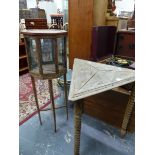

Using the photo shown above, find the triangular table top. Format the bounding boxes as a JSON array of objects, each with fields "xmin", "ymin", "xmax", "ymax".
[{"xmin": 69, "ymin": 59, "xmax": 135, "ymax": 101}]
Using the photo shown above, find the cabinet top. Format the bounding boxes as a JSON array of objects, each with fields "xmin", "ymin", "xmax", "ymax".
[
  {"xmin": 50, "ymin": 14, "xmax": 63, "ymax": 17},
  {"xmin": 118, "ymin": 29, "xmax": 135, "ymax": 34},
  {"xmin": 21, "ymin": 29, "xmax": 67, "ymax": 36},
  {"xmin": 68, "ymin": 58, "xmax": 135, "ymax": 101}
]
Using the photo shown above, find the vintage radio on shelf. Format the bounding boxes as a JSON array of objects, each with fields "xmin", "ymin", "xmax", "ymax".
[{"xmin": 25, "ymin": 18, "xmax": 48, "ymax": 29}]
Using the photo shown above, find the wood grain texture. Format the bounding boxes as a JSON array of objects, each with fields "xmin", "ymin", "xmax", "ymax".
[
  {"xmin": 115, "ymin": 31, "xmax": 135, "ymax": 60},
  {"xmin": 19, "ymin": 42, "xmax": 29, "ymax": 75},
  {"xmin": 25, "ymin": 18, "xmax": 48, "ymax": 29},
  {"xmin": 74, "ymin": 100, "xmax": 83, "ymax": 155},
  {"xmin": 69, "ymin": 0, "xmax": 94, "ymax": 68},
  {"xmin": 83, "ymin": 90, "xmax": 135, "ymax": 132}
]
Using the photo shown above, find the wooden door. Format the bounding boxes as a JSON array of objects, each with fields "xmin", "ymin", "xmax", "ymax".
[{"xmin": 69, "ymin": 0, "xmax": 94, "ymax": 68}]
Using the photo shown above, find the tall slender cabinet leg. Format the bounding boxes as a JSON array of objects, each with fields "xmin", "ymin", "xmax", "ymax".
[
  {"xmin": 64, "ymin": 73, "xmax": 69, "ymax": 120},
  {"xmin": 74, "ymin": 100, "xmax": 83, "ymax": 155},
  {"xmin": 121, "ymin": 84, "xmax": 135, "ymax": 137},
  {"xmin": 31, "ymin": 76, "xmax": 42, "ymax": 125},
  {"xmin": 48, "ymin": 79, "xmax": 57, "ymax": 132}
]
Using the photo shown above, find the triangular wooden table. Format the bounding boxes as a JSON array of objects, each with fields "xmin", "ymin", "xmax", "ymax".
[{"xmin": 69, "ymin": 58, "xmax": 135, "ymax": 155}]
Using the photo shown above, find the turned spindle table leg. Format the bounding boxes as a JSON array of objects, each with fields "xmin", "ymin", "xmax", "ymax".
[
  {"xmin": 31, "ymin": 76, "xmax": 42, "ymax": 125},
  {"xmin": 121, "ymin": 85, "xmax": 135, "ymax": 137},
  {"xmin": 74, "ymin": 100, "xmax": 83, "ymax": 155}
]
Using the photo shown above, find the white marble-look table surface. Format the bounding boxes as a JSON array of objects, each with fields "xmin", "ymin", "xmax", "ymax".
[{"xmin": 69, "ymin": 58, "xmax": 135, "ymax": 101}]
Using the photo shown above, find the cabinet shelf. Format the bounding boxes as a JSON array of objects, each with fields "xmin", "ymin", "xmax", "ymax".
[
  {"xmin": 19, "ymin": 42, "xmax": 25, "ymax": 46},
  {"xmin": 19, "ymin": 67, "xmax": 28, "ymax": 72},
  {"xmin": 19, "ymin": 55, "xmax": 27, "ymax": 59},
  {"xmin": 19, "ymin": 42, "xmax": 28, "ymax": 75}
]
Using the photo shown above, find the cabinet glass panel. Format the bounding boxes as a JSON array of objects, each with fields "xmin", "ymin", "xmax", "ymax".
[
  {"xmin": 57, "ymin": 37, "xmax": 66, "ymax": 67},
  {"xmin": 25, "ymin": 36, "xmax": 67, "ymax": 75},
  {"xmin": 25, "ymin": 37, "xmax": 37, "ymax": 71}
]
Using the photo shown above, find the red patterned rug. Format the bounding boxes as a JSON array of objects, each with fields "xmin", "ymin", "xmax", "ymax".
[{"xmin": 19, "ymin": 73, "xmax": 60, "ymax": 126}]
